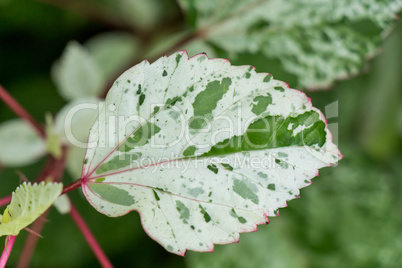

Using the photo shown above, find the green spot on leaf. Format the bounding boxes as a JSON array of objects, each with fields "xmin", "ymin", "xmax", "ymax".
[
  {"xmin": 139, "ymin": 94, "xmax": 146, "ymax": 106},
  {"xmin": 233, "ymin": 179, "xmax": 259, "ymax": 204},
  {"xmin": 88, "ymin": 183, "xmax": 134, "ymax": 206},
  {"xmin": 263, "ymin": 74, "xmax": 272, "ymax": 83},
  {"xmin": 229, "ymin": 208, "xmax": 247, "ymax": 224},
  {"xmin": 221, "ymin": 163, "xmax": 234, "ymax": 171},
  {"xmin": 277, "ymin": 152, "xmax": 288, "ymax": 157},
  {"xmin": 199, "ymin": 205, "xmax": 211, "ymax": 223},
  {"xmin": 175, "ymin": 54, "xmax": 182, "ymax": 64},
  {"xmin": 153, "ymin": 190, "xmax": 160, "ymax": 201},
  {"xmin": 267, "ymin": 184, "xmax": 276, "ymax": 190},
  {"xmin": 95, "ymin": 178, "xmax": 105, "ymax": 183},
  {"xmin": 176, "ymin": 201, "xmax": 190, "ymax": 223},
  {"xmin": 165, "ymin": 96, "xmax": 182, "ymax": 109},
  {"xmin": 189, "ymin": 78, "xmax": 232, "ymax": 129},
  {"xmin": 96, "ymin": 152, "xmax": 142, "ymax": 174},
  {"xmin": 153, "ymin": 106, "xmax": 160, "ymax": 114},
  {"xmin": 183, "ymin": 145, "xmax": 197, "ymax": 157},
  {"xmin": 118, "ymin": 122, "xmax": 161, "ymax": 152},
  {"xmin": 251, "ymin": 93, "xmax": 272, "ymax": 115},
  {"xmin": 207, "ymin": 164, "xmax": 218, "ymax": 174},
  {"xmin": 238, "ymin": 217, "xmax": 247, "ymax": 224},
  {"xmin": 188, "ymin": 187, "xmax": 205, "ymax": 198}
]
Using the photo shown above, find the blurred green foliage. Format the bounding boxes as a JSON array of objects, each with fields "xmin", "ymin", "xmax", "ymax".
[{"xmin": 0, "ymin": 0, "xmax": 401, "ymax": 267}]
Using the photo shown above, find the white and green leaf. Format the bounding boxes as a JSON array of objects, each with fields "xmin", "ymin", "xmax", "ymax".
[
  {"xmin": 178, "ymin": 0, "xmax": 402, "ymax": 89},
  {"xmin": 0, "ymin": 119, "xmax": 46, "ymax": 167},
  {"xmin": 81, "ymin": 51, "xmax": 341, "ymax": 255},
  {"xmin": 52, "ymin": 33, "xmax": 139, "ymax": 101},
  {"xmin": 0, "ymin": 182, "xmax": 63, "ymax": 236},
  {"xmin": 86, "ymin": 32, "xmax": 138, "ymax": 83},
  {"xmin": 52, "ymin": 41, "xmax": 104, "ymax": 100}
]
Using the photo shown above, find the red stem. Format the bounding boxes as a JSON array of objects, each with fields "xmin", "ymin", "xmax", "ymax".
[
  {"xmin": 0, "ymin": 236, "xmax": 17, "ymax": 268},
  {"xmin": 61, "ymin": 179, "xmax": 82, "ymax": 195},
  {"xmin": 69, "ymin": 203, "xmax": 113, "ymax": 268},
  {"xmin": 36, "ymin": 146, "xmax": 68, "ymax": 183},
  {"xmin": 0, "ymin": 196, "xmax": 11, "ymax": 207},
  {"xmin": 0, "ymin": 85, "xmax": 107, "ymax": 267},
  {"xmin": 0, "ymin": 85, "xmax": 45, "ymax": 138},
  {"xmin": 16, "ymin": 210, "xmax": 50, "ymax": 268}
]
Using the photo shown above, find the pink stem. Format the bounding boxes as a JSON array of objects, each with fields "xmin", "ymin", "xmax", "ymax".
[
  {"xmin": 61, "ymin": 179, "xmax": 82, "ymax": 195},
  {"xmin": 0, "ymin": 236, "xmax": 17, "ymax": 268},
  {"xmin": 0, "ymin": 196, "xmax": 11, "ymax": 207},
  {"xmin": 69, "ymin": 203, "xmax": 113, "ymax": 268},
  {"xmin": 16, "ymin": 210, "xmax": 49, "ymax": 268},
  {"xmin": 0, "ymin": 85, "xmax": 45, "ymax": 138}
]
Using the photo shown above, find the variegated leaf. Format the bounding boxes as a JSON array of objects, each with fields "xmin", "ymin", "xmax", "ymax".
[
  {"xmin": 81, "ymin": 51, "xmax": 341, "ymax": 255},
  {"xmin": 178, "ymin": 0, "xmax": 402, "ymax": 89}
]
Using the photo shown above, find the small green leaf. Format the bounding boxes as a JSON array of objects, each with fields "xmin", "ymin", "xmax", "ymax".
[
  {"xmin": 45, "ymin": 113, "xmax": 62, "ymax": 158},
  {"xmin": 0, "ymin": 182, "xmax": 63, "ymax": 237}
]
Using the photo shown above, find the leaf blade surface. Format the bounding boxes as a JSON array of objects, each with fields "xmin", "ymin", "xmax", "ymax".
[{"xmin": 82, "ymin": 51, "xmax": 341, "ymax": 254}]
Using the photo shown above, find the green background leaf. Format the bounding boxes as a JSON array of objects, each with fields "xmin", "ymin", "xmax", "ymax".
[{"xmin": 178, "ymin": 0, "xmax": 402, "ymax": 89}]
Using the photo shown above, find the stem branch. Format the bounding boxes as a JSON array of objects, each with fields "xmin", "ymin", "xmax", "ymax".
[
  {"xmin": 61, "ymin": 179, "xmax": 82, "ymax": 195},
  {"xmin": 70, "ymin": 204, "xmax": 113, "ymax": 268},
  {"xmin": 0, "ymin": 85, "xmax": 45, "ymax": 138},
  {"xmin": 0, "ymin": 196, "xmax": 11, "ymax": 207},
  {"xmin": 16, "ymin": 211, "xmax": 50, "ymax": 268},
  {"xmin": 0, "ymin": 236, "xmax": 17, "ymax": 268}
]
